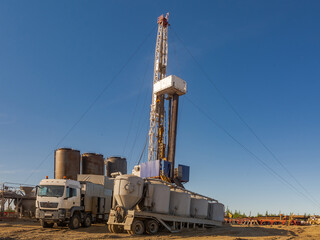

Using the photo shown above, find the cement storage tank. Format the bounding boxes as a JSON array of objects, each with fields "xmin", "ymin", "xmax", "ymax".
[
  {"xmin": 145, "ymin": 181, "xmax": 170, "ymax": 214},
  {"xmin": 208, "ymin": 202, "xmax": 225, "ymax": 222},
  {"xmin": 54, "ymin": 148, "xmax": 80, "ymax": 180},
  {"xmin": 113, "ymin": 175, "xmax": 143, "ymax": 210},
  {"xmin": 190, "ymin": 196, "xmax": 208, "ymax": 219},
  {"xmin": 169, "ymin": 189, "xmax": 191, "ymax": 217},
  {"xmin": 17, "ymin": 199, "xmax": 36, "ymax": 217},
  {"xmin": 16, "ymin": 186, "xmax": 36, "ymax": 217},
  {"xmin": 106, "ymin": 156, "xmax": 127, "ymax": 177},
  {"xmin": 82, "ymin": 153, "xmax": 104, "ymax": 175}
]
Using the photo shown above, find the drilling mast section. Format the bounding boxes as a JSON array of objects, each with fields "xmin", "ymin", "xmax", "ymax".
[
  {"xmin": 147, "ymin": 13, "xmax": 187, "ymax": 183},
  {"xmin": 148, "ymin": 13, "xmax": 169, "ymax": 163}
]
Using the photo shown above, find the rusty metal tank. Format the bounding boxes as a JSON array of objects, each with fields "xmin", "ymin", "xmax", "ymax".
[
  {"xmin": 106, "ymin": 156, "xmax": 127, "ymax": 177},
  {"xmin": 82, "ymin": 153, "xmax": 105, "ymax": 175},
  {"xmin": 54, "ymin": 148, "xmax": 80, "ymax": 180}
]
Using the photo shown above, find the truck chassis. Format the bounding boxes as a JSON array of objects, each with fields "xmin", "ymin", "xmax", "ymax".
[{"xmin": 108, "ymin": 209, "xmax": 222, "ymax": 235}]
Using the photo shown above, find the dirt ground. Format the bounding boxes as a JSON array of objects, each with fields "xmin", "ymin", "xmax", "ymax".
[{"xmin": 0, "ymin": 220, "xmax": 319, "ymax": 240}]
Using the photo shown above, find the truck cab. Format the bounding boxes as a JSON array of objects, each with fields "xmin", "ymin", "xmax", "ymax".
[{"xmin": 36, "ymin": 179, "xmax": 86, "ymax": 229}]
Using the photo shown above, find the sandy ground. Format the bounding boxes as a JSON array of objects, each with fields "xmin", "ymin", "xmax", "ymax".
[{"xmin": 0, "ymin": 220, "xmax": 319, "ymax": 240}]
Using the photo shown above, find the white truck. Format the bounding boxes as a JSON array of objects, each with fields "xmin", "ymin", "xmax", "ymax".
[{"xmin": 35, "ymin": 175, "xmax": 113, "ymax": 229}]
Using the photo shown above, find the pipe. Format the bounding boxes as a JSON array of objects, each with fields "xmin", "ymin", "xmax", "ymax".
[
  {"xmin": 167, "ymin": 94, "xmax": 179, "ymax": 179},
  {"xmin": 167, "ymin": 97, "xmax": 172, "ymax": 161}
]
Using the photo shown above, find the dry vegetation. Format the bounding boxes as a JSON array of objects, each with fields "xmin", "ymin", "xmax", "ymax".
[{"xmin": 0, "ymin": 220, "xmax": 319, "ymax": 240}]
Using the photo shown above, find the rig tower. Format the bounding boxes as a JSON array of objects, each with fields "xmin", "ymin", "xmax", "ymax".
[{"xmin": 147, "ymin": 13, "xmax": 187, "ymax": 182}]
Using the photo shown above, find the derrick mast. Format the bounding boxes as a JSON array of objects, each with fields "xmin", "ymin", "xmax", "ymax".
[
  {"xmin": 148, "ymin": 13, "xmax": 169, "ymax": 162},
  {"xmin": 147, "ymin": 13, "xmax": 187, "ymax": 184}
]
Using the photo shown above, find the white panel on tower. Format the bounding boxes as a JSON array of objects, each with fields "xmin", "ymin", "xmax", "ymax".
[{"xmin": 153, "ymin": 75, "xmax": 187, "ymax": 96}]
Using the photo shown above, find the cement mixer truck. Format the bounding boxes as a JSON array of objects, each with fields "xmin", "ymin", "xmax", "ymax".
[
  {"xmin": 35, "ymin": 174, "xmax": 113, "ymax": 229},
  {"xmin": 107, "ymin": 175, "xmax": 224, "ymax": 235}
]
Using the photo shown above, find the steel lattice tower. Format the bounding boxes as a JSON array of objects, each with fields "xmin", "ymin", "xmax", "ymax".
[{"xmin": 148, "ymin": 13, "xmax": 169, "ymax": 162}]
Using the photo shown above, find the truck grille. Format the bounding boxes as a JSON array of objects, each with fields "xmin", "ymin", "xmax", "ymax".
[{"xmin": 40, "ymin": 202, "xmax": 58, "ymax": 208}]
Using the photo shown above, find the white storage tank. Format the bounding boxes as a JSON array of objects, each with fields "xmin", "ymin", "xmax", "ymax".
[
  {"xmin": 113, "ymin": 175, "xmax": 144, "ymax": 210},
  {"xmin": 190, "ymin": 196, "xmax": 208, "ymax": 219},
  {"xmin": 208, "ymin": 202, "xmax": 225, "ymax": 222},
  {"xmin": 144, "ymin": 181, "xmax": 170, "ymax": 214},
  {"xmin": 169, "ymin": 189, "xmax": 191, "ymax": 217}
]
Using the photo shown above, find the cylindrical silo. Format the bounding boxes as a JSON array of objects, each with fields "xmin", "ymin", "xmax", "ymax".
[
  {"xmin": 190, "ymin": 196, "xmax": 208, "ymax": 219},
  {"xmin": 106, "ymin": 156, "xmax": 127, "ymax": 177},
  {"xmin": 113, "ymin": 175, "xmax": 144, "ymax": 210},
  {"xmin": 82, "ymin": 153, "xmax": 105, "ymax": 175},
  {"xmin": 145, "ymin": 181, "xmax": 170, "ymax": 214},
  {"xmin": 208, "ymin": 202, "xmax": 225, "ymax": 222},
  {"xmin": 169, "ymin": 189, "xmax": 191, "ymax": 217},
  {"xmin": 54, "ymin": 148, "xmax": 80, "ymax": 180}
]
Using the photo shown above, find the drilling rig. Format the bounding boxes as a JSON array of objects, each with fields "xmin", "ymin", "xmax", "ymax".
[
  {"xmin": 107, "ymin": 14, "xmax": 225, "ymax": 235},
  {"xmin": 133, "ymin": 13, "xmax": 189, "ymax": 186}
]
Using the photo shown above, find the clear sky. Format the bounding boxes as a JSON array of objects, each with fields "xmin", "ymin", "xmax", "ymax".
[{"xmin": 1, "ymin": 0, "xmax": 320, "ymax": 215}]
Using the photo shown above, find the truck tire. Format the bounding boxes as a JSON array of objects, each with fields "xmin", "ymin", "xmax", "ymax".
[
  {"xmin": 69, "ymin": 214, "xmax": 80, "ymax": 229},
  {"xmin": 110, "ymin": 224, "xmax": 123, "ymax": 233},
  {"xmin": 131, "ymin": 220, "xmax": 145, "ymax": 235},
  {"xmin": 82, "ymin": 214, "xmax": 92, "ymax": 228},
  {"xmin": 40, "ymin": 219, "xmax": 54, "ymax": 228},
  {"xmin": 146, "ymin": 220, "xmax": 159, "ymax": 234}
]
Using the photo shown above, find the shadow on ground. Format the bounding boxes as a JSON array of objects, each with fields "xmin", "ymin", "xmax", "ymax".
[
  {"xmin": 0, "ymin": 220, "xmax": 299, "ymax": 239},
  {"xmin": 122, "ymin": 225, "xmax": 298, "ymax": 239}
]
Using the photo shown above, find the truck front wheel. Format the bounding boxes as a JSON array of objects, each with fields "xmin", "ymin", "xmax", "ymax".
[
  {"xmin": 69, "ymin": 214, "xmax": 80, "ymax": 229},
  {"xmin": 40, "ymin": 219, "xmax": 54, "ymax": 228}
]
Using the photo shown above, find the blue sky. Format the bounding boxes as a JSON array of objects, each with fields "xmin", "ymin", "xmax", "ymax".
[{"xmin": 1, "ymin": 0, "xmax": 320, "ymax": 215}]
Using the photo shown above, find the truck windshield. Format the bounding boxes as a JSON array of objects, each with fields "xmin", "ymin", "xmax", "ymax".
[{"xmin": 38, "ymin": 185, "xmax": 65, "ymax": 197}]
